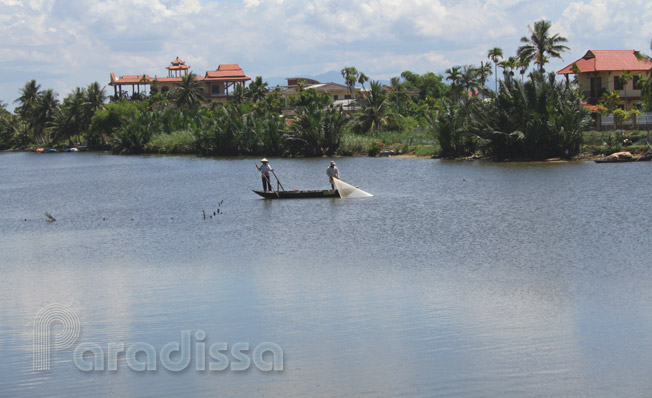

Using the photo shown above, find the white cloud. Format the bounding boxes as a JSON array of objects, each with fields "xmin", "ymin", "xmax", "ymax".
[
  {"xmin": 1, "ymin": 0, "xmax": 652, "ymax": 108},
  {"xmin": 553, "ymin": 0, "xmax": 652, "ymax": 68}
]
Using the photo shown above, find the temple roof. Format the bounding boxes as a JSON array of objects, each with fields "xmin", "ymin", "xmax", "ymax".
[
  {"xmin": 167, "ymin": 56, "xmax": 189, "ymax": 71},
  {"xmin": 109, "ymin": 61, "xmax": 251, "ymax": 85},
  {"xmin": 205, "ymin": 64, "xmax": 250, "ymax": 81}
]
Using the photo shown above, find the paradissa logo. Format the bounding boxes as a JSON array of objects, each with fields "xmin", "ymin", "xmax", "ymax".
[
  {"xmin": 33, "ymin": 304, "xmax": 283, "ymax": 372},
  {"xmin": 73, "ymin": 330, "xmax": 283, "ymax": 372}
]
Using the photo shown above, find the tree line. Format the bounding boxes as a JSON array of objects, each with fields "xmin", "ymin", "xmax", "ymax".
[{"xmin": 2, "ymin": 20, "xmax": 651, "ymax": 160}]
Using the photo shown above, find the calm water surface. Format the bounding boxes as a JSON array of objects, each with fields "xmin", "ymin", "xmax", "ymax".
[{"xmin": 1, "ymin": 152, "xmax": 652, "ymax": 397}]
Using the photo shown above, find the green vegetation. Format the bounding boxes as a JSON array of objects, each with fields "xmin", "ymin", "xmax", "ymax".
[
  {"xmin": 146, "ymin": 130, "xmax": 196, "ymax": 154},
  {"xmin": 2, "ymin": 21, "xmax": 651, "ymax": 160},
  {"xmin": 583, "ymin": 130, "xmax": 651, "ymax": 156}
]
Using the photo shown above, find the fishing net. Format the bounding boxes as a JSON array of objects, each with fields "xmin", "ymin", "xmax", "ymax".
[{"xmin": 333, "ymin": 178, "xmax": 373, "ymax": 199}]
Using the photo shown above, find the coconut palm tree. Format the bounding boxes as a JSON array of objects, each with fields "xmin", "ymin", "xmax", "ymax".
[
  {"xmin": 353, "ymin": 80, "xmax": 394, "ymax": 134},
  {"xmin": 487, "ymin": 47, "xmax": 503, "ymax": 92},
  {"xmin": 85, "ymin": 82, "xmax": 107, "ymax": 114},
  {"xmin": 14, "ymin": 80, "xmax": 41, "ymax": 121},
  {"xmin": 50, "ymin": 93, "xmax": 82, "ymax": 145},
  {"xmin": 516, "ymin": 20, "xmax": 569, "ymax": 72},
  {"xmin": 32, "ymin": 89, "xmax": 59, "ymax": 143},
  {"xmin": 83, "ymin": 82, "xmax": 107, "ymax": 142},
  {"xmin": 174, "ymin": 72, "xmax": 204, "ymax": 109}
]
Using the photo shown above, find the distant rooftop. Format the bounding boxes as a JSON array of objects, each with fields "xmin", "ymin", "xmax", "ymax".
[{"xmin": 558, "ymin": 50, "xmax": 652, "ymax": 74}]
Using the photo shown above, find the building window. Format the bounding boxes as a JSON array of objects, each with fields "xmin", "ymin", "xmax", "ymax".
[
  {"xmin": 614, "ymin": 76, "xmax": 624, "ymax": 90},
  {"xmin": 344, "ymin": 94, "xmax": 351, "ymax": 100},
  {"xmin": 161, "ymin": 86, "xmax": 170, "ymax": 93},
  {"xmin": 633, "ymin": 75, "xmax": 643, "ymax": 90},
  {"xmin": 211, "ymin": 85, "xmax": 221, "ymax": 96},
  {"xmin": 333, "ymin": 95, "xmax": 338, "ymax": 100}
]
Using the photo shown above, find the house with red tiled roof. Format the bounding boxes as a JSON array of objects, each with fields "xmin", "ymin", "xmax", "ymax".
[
  {"xmin": 109, "ymin": 57, "xmax": 251, "ymax": 103},
  {"xmin": 558, "ymin": 50, "xmax": 652, "ymax": 110}
]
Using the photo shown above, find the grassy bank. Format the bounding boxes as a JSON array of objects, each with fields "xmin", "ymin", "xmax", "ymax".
[{"xmin": 338, "ymin": 129, "xmax": 440, "ymax": 157}]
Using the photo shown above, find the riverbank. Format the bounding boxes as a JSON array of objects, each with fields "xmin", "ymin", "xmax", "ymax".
[{"xmin": 4, "ymin": 147, "xmax": 647, "ymax": 162}]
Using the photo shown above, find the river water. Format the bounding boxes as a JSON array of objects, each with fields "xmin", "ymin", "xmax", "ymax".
[{"xmin": 1, "ymin": 152, "xmax": 651, "ymax": 397}]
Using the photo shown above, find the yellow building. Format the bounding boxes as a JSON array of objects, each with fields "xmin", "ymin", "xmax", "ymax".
[{"xmin": 558, "ymin": 50, "xmax": 652, "ymax": 110}]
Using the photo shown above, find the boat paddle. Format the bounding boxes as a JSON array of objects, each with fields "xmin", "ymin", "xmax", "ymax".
[{"xmin": 270, "ymin": 169, "xmax": 285, "ymax": 191}]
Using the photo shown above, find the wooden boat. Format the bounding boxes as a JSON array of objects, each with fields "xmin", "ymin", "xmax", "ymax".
[{"xmin": 253, "ymin": 189, "xmax": 339, "ymax": 199}]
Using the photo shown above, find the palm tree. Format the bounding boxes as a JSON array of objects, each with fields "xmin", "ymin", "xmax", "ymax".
[
  {"xmin": 174, "ymin": 72, "xmax": 204, "ymax": 109},
  {"xmin": 285, "ymin": 101, "xmax": 346, "ymax": 156},
  {"xmin": 487, "ymin": 47, "xmax": 503, "ymax": 92},
  {"xmin": 426, "ymin": 98, "xmax": 469, "ymax": 158},
  {"xmin": 460, "ymin": 65, "xmax": 481, "ymax": 99},
  {"xmin": 445, "ymin": 66, "xmax": 463, "ymax": 103},
  {"xmin": 357, "ymin": 72, "xmax": 369, "ymax": 90},
  {"xmin": 340, "ymin": 66, "xmax": 359, "ymax": 98},
  {"xmin": 85, "ymin": 82, "xmax": 107, "ymax": 113},
  {"xmin": 0, "ymin": 102, "xmax": 15, "ymax": 149},
  {"xmin": 353, "ymin": 80, "xmax": 395, "ymax": 134},
  {"xmin": 517, "ymin": 55, "xmax": 530, "ymax": 82},
  {"xmin": 83, "ymin": 82, "xmax": 106, "ymax": 142},
  {"xmin": 32, "ymin": 89, "xmax": 59, "ymax": 143},
  {"xmin": 246, "ymin": 76, "xmax": 269, "ymax": 103},
  {"xmin": 517, "ymin": 20, "xmax": 569, "ymax": 72},
  {"xmin": 476, "ymin": 61, "xmax": 493, "ymax": 88},
  {"xmin": 499, "ymin": 57, "xmax": 518, "ymax": 80},
  {"xmin": 14, "ymin": 80, "xmax": 41, "ymax": 121},
  {"xmin": 50, "ymin": 94, "xmax": 82, "ymax": 145}
]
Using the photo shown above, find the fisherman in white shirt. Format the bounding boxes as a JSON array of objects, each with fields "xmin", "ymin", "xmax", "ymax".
[
  {"xmin": 326, "ymin": 161, "xmax": 339, "ymax": 190},
  {"xmin": 256, "ymin": 158, "xmax": 274, "ymax": 192}
]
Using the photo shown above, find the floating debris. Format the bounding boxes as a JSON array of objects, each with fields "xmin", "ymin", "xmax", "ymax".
[{"xmin": 203, "ymin": 200, "xmax": 225, "ymax": 220}]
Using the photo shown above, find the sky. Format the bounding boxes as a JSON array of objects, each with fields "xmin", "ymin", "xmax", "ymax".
[{"xmin": 1, "ymin": 0, "xmax": 652, "ymax": 111}]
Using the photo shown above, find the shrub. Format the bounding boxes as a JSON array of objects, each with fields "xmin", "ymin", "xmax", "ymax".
[{"xmin": 146, "ymin": 130, "xmax": 196, "ymax": 154}]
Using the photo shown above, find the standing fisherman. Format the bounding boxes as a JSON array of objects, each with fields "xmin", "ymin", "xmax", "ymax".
[
  {"xmin": 326, "ymin": 161, "xmax": 339, "ymax": 190},
  {"xmin": 256, "ymin": 158, "xmax": 274, "ymax": 192}
]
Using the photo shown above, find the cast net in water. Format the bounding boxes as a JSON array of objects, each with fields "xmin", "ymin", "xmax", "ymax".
[{"xmin": 333, "ymin": 178, "xmax": 373, "ymax": 199}]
